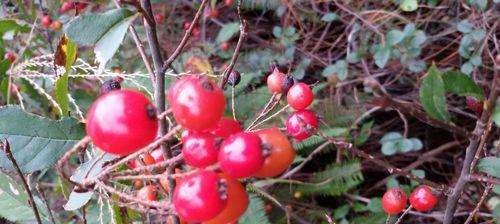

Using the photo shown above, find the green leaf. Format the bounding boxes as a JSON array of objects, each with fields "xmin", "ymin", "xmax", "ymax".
[
  {"xmin": 0, "ymin": 20, "xmax": 31, "ymax": 33},
  {"xmin": 493, "ymin": 102, "xmax": 500, "ymax": 127},
  {"xmin": 54, "ymin": 37, "xmax": 77, "ymax": 117},
  {"xmin": 478, "ymin": 157, "xmax": 500, "ymax": 178},
  {"xmin": 321, "ymin": 13, "xmax": 338, "ymax": 22},
  {"xmin": 366, "ymin": 197, "xmax": 384, "ymax": 213},
  {"xmin": 470, "ymin": 55, "xmax": 482, "ymax": 66},
  {"xmin": 419, "ymin": 65, "xmax": 450, "ymax": 121},
  {"xmin": 239, "ymin": 194, "xmax": 271, "ymax": 224},
  {"xmin": 216, "ymin": 22, "xmax": 240, "ymax": 44},
  {"xmin": 386, "ymin": 30, "xmax": 404, "ymax": 45},
  {"xmin": 409, "ymin": 138, "xmax": 423, "ymax": 151},
  {"xmin": 0, "ymin": 105, "xmax": 85, "ymax": 173},
  {"xmin": 442, "ymin": 71, "xmax": 485, "ymax": 100},
  {"xmin": 334, "ymin": 205, "xmax": 350, "ymax": 220},
  {"xmin": 471, "ymin": 29, "xmax": 486, "ymax": 42},
  {"xmin": 355, "ymin": 120, "xmax": 374, "ymax": 146},
  {"xmin": 410, "ymin": 30, "xmax": 427, "ymax": 47},
  {"xmin": 400, "ymin": 0, "xmax": 418, "ymax": 11},
  {"xmin": 0, "ymin": 59, "xmax": 11, "ymax": 84},
  {"xmin": 395, "ymin": 139, "xmax": 414, "ymax": 153},
  {"xmin": 380, "ymin": 132, "xmax": 403, "ymax": 144},
  {"xmin": 297, "ymin": 160, "xmax": 363, "ymax": 196},
  {"xmin": 322, "ymin": 60, "xmax": 348, "ymax": 80},
  {"xmin": 0, "ymin": 172, "xmax": 48, "ymax": 223},
  {"xmin": 461, "ymin": 61, "xmax": 474, "ymax": 75},
  {"xmin": 457, "ymin": 20, "xmax": 473, "ymax": 33},
  {"xmin": 64, "ymin": 152, "xmax": 118, "ymax": 211},
  {"xmin": 64, "ymin": 9, "xmax": 137, "ymax": 70},
  {"xmin": 381, "ymin": 142, "xmax": 398, "ymax": 155},
  {"xmin": 374, "ymin": 46, "xmax": 391, "ymax": 68}
]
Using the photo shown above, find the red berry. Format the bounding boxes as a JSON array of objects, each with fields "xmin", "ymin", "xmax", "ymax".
[
  {"xmin": 155, "ymin": 13, "xmax": 164, "ymax": 23},
  {"xmin": 60, "ymin": 2, "xmax": 74, "ymax": 13},
  {"xmin": 218, "ymin": 132, "xmax": 265, "ymax": 178},
  {"xmin": 205, "ymin": 117, "xmax": 242, "ymax": 139},
  {"xmin": 267, "ymin": 68, "xmax": 286, "ymax": 93},
  {"xmin": 184, "ymin": 22, "xmax": 192, "ymax": 30},
  {"xmin": 192, "ymin": 27, "xmax": 201, "ymax": 38},
  {"xmin": 75, "ymin": 2, "xmax": 88, "ymax": 10},
  {"xmin": 4, "ymin": 52, "xmax": 16, "ymax": 63},
  {"xmin": 465, "ymin": 96, "xmax": 483, "ymax": 114},
  {"xmin": 254, "ymin": 127, "xmax": 295, "ymax": 177},
  {"xmin": 137, "ymin": 185, "xmax": 158, "ymax": 202},
  {"xmin": 41, "ymin": 15, "xmax": 52, "ymax": 27},
  {"xmin": 286, "ymin": 110, "xmax": 318, "ymax": 141},
  {"xmin": 10, "ymin": 84, "xmax": 19, "ymax": 94},
  {"xmin": 382, "ymin": 187, "xmax": 408, "ymax": 215},
  {"xmin": 409, "ymin": 185, "xmax": 437, "ymax": 212},
  {"xmin": 221, "ymin": 42, "xmax": 230, "ymax": 51},
  {"xmin": 173, "ymin": 170, "xmax": 227, "ymax": 222},
  {"xmin": 170, "ymin": 75, "xmax": 226, "ymax": 131},
  {"xmin": 182, "ymin": 133, "xmax": 218, "ymax": 168},
  {"xmin": 86, "ymin": 90, "xmax": 158, "ymax": 155},
  {"xmin": 287, "ymin": 83, "xmax": 313, "ymax": 110},
  {"xmin": 225, "ymin": 0, "xmax": 233, "ymax": 6},
  {"xmin": 205, "ymin": 9, "xmax": 219, "ymax": 18},
  {"xmin": 205, "ymin": 173, "xmax": 249, "ymax": 224},
  {"xmin": 50, "ymin": 20, "xmax": 62, "ymax": 31},
  {"xmin": 126, "ymin": 153, "xmax": 156, "ymax": 169},
  {"xmin": 168, "ymin": 76, "xmax": 190, "ymax": 108},
  {"xmin": 150, "ymin": 148, "xmax": 165, "ymax": 163}
]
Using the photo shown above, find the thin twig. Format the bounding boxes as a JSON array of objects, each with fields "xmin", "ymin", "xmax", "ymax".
[
  {"xmin": 1, "ymin": 140, "xmax": 43, "ymax": 224},
  {"xmin": 394, "ymin": 205, "xmax": 413, "ymax": 224},
  {"xmin": 443, "ymin": 59, "xmax": 500, "ymax": 224},
  {"xmin": 464, "ymin": 184, "xmax": 493, "ymax": 224},
  {"xmin": 160, "ymin": 0, "xmax": 210, "ymax": 75},
  {"xmin": 36, "ymin": 184, "xmax": 56, "ymax": 224}
]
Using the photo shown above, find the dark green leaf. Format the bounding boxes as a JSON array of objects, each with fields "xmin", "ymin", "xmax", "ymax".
[
  {"xmin": 239, "ymin": 194, "xmax": 271, "ymax": 224},
  {"xmin": 0, "ymin": 105, "xmax": 85, "ymax": 173},
  {"xmin": 0, "ymin": 20, "xmax": 30, "ymax": 33},
  {"xmin": 366, "ymin": 197, "xmax": 384, "ymax": 213},
  {"xmin": 478, "ymin": 157, "xmax": 500, "ymax": 178},
  {"xmin": 442, "ymin": 71, "xmax": 485, "ymax": 100},
  {"xmin": 0, "ymin": 172, "xmax": 48, "ymax": 223},
  {"xmin": 419, "ymin": 65, "xmax": 449, "ymax": 121},
  {"xmin": 216, "ymin": 22, "xmax": 240, "ymax": 44},
  {"xmin": 334, "ymin": 205, "xmax": 350, "ymax": 220}
]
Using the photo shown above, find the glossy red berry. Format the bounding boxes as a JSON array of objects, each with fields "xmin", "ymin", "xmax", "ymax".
[
  {"xmin": 184, "ymin": 22, "xmax": 192, "ymax": 30},
  {"xmin": 127, "ymin": 153, "xmax": 156, "ymax": 169},
  {"xmin": 41, "ymin": 15, "xmax": 52, "ymax": 27},
  {"xmin": 286, "ymin": 110, "xmax": 318, "ymax": 141},
  {"xmin": 221, "ymin": 42, "xmax": 230, "ymax": 51},
  {"xmin": 267, "ymin": 68, "xmax": 285, "ymax": 93},
  {"xmin": 174, "ymin": 170, "xmax": 227, "ymax": 222},
  {"xmin": 205, "ymin": 9, "xmax": 219, "ymax": 18},
  {"xmin": 192, "ymin": 27, "xmax": 201, "ymax": 38},
  {"xmin": 155, "ymin": 13, "xmax": 164, "ymax": 22},
  {"xmin": 168, "ymin": 76, "xmax": 190, "ymax": 108},
  {"xmin": 218, "ymin": 132, "xmax": 265, "ymax": 178},
  {"xmin": 204, "ymin": 173, "xmax": 249, "ymax": 224},
  {"xmin": 409, "ymin": 185, "xmax": 437, "ymax": 212},
  {"xmin": 182, "ymin": 133, "xmax": 218, "ymax": 168},
  {"xmin": 254, "ymin": 127, "xmax": 296, "ymax": 177},
  {"xmin": 205, "ymin": 117, "xmax": 242, "ymax": 139},
  {"xmin": 50, "ymin": 20, "xmax": 62, "ymax": 31},
  {"xmin": 4, "ymin": 52, "xmax": 16, "ymax": 63},
  {"xmin": 382, "ymin": 187, "xmax": 408, "ymax": 215},
  {"xmin": 287, "ymin": 83, "xmax": 313, "ymax": 110},
  {"xmin": 86, "ymin": 90, "xmax": 158, "ymax": 155},
  {"xmin": 137, "ymin": 185, "xmax": 158, "ymax": 202},
  {"xmin": 465, "ymin": 96, "xmax": 483, "ymax": 114},
  {"xmin": 170, "ymin": 75, "xmax": 226, "ymax": 131},
  {"xmin": 225, "ymin": 0, "xmax": 233, "ymax": 6},
  {"xmin": 150, "ymin": 148, "xmax": 165, "ymax": 163},
  {"xmin": 60, "ymin": 2, "xmax": 74, "ymax": 13}
]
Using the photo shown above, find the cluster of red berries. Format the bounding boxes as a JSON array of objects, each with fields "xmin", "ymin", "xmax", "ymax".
[
  {"xmin": 60, "ymin": 1, "xmax": 88, "ymax": 13},
  {"xmin": 267, "ymin": 68, "xmax": 318, "ymax": 141},
  {"xmin": 40, "ymin": 14, "xmax": 62, "ymax": 31},
  {"xmin": 382, "ymin": 186, "xmax": 438, "ymax": 215},
  {"xmin": 183, "ymin": 22, "xmax": 201, "ymax": 38}
]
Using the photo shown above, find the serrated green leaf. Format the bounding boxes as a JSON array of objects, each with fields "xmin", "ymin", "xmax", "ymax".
[
  {"xmin": 386, "ymin": 30, "xmax": 405, "ymax": 45},
  {"xmin": 216, "ymin": 22, "xmax": 240, "ymax": 44},
  {"xmin": 239, "ymin": 194, "xmax": 271, "ymax": 224},
  {"xmin": 65, "ymin": 9, "xmax": 137, "ymax": 70},
  {"xmin": 0, "ymin": 105, "xmax": 85, "ymax": 173},
  {"xmin": 478, "ymin": 157, "xmax": 500, "ymax": 178},
  {"xmin": 419, "ymin": 65, "xmax": 450, "ymax": 121},
  {"xmin": 442, "ymin": 71, "xmax": 485, "ymax": 100}
]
